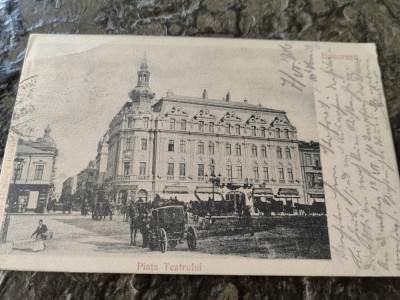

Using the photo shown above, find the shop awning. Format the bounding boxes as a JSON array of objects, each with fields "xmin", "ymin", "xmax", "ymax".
[
  {"xmin": 253, "ymin": 188, "xmax": 273, "ymax": 195},
  {"xmin": 278, "ymin": 188, "xmax": 299, "ymax": 196},
  {"xmin": 309, "ymin": 193, "xmax": 325, "ymax": 198},
  {"xmin": 163, "ymin": 186, "xmax": 189, "ymax": 194},
  {"xmin": 195, "ymin": 186, "xmax": 223, "ymax": 194}
]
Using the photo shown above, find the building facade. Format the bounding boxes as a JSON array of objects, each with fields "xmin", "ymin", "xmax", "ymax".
[
  {"xmin": 8, "ymin": 126, "xmax": 58, "ymax": 213},
  {"xmin": 76, "ymin": 160, "xmax": 97, "ymax": 195},
  {"xmin": 103, "ymin": 59, "xmax": 306, "ymax": 206},
  {"xmin": 298, "ymin": 141, "xmax": 324, "ymax": 204},
  {"xmin": 62, "ymin": 175, "xmax": 77, "ymax": 197}
]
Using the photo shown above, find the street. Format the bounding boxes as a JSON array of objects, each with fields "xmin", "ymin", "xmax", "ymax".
[{"xmin": 6, "ymin": 212, "xmax": 330, "ymax": 259}]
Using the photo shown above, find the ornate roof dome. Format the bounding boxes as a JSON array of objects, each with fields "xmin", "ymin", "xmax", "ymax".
[
  {"xmin": 140, "ymin": 61, "xmax": 148, "ymax": 69},
  {"xmin": 36, "ymin": 125, "xmax": 56, "ymax": 148}
]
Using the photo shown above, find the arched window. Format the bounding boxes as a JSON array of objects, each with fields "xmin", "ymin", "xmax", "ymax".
[
  {"xmin": 261, "ymin": 145, "xmax": 267, "ymax": 157},
  {"xmin": 169, "ymin": 119, "xmax": 176, "ymax": 130},
  {"xmin": 198, "ymin": 141, "xmax": 204, "ymax": 154},
  {"xmin": 284, "ymin": 129, "xmax": 289, "ymax": 139},
  {"xmin": 209, "ymin": 142, "xmax": 214, "ymax": 154},
  {"xmin": 286, "ymin": 147, "xmax": 291, "ymax": 159},
  {"xmin": 276, "ymin": 128, "xmax": 281, "ymax": 138},
  {"xmin": 235, "ymin": 143, "xmax": 241, "ymax": 156},
  {"xmin": 252, "ymin": 144, "xmax": 257, "ymax": 157},
  {"xmin": 225, "ymin": 143, "xmax": 232, "ymax": 155},
  {"xmin": 253, "ymin": 165, "xmax": 259, "ymax": 179},
  {"xmin": 276, "ymin": 146, "xmax": 282, "ymax": 158}
]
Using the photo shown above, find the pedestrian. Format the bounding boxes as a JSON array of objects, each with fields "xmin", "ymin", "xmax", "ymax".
[
  {"xmin": 243, "ymin": 206, "xmax": 254, "ymax": 236},
  {"xmin": 31, "ymin": 219, "xmax": 48, "ymax": 251}
]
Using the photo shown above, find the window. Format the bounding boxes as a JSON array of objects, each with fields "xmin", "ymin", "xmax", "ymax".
[
  {"xmin": 209, "ymin": 122, "xmax": 214, "ymax": 133},
  {"xmin": 236, "ymin": 166, "xmax": 243, "ymax": 178},
  {"xmin": 286, "ymin": 147, "xmax": 291, "ymax": 159},
  {"xmin": 198, "ymin": 121, "xmax": 204, "ymax": 132},
  {"xmin": 210, "ymin": 164, "xmax": 215, "ymax": 174},
  {"xmin": 141, "ymin": 139, "xmax": 147, "ymax": 150},
  {"xmin": 209, "ymin": 142, "xmax": 214, "ymax": 154},
  {"xmin": 315, "ymin": 155, "xmax": 321, "ymax": 167},
  {"xmin": 307, "ymin": 173, "xmax": 314, "ymax": 188},
  {"xmin": 251, "ymin": 126, "xmax": 256, "ymax": 136},
  {"xmin": 169, "ymin": 119, "xmax": 176, "ymax": 130},
  {"xmin": 225, "ymin": 143, "xmax": 232, "ymax": 155},
  {"xmin": 263, "ymin": 167, "xmax": 269, "ymax": 180},
  {"xmin": 198, "ymin": 141, "xmax": 204, "ymax": 154},
  {"xmin": 253, "ymin": 166, "xmax": 259, "ymax": 179},
  {"xmin": 277, "ymin": 146, "xmax": 282, "ymax": 159},
  {"xmin": 235, "ymin": 124, "xmax": 241, "ymax": 135},
  {"xmin": 181, "ymin": 119, "xmax": 187, "ymax": 130},
  {"xmin": 275, "ymin": 128, "xmax": 281, "ymax": 138},
  {"xmin": 125, "ymin": 138, "xmax": 132, "ymax": 151},
  {"xmin": 139, "ymin": 162, "xmax": 146, "ymax": 175},
  {"xmin": 143, "ymin": 117, "xmax": 149, "ymax": 128},
  {"xmin": 168, "ymin": 140, "xmax": 174, "ymax": 152},
  {"xmin": 225, "ymin": 124, "xmax": 231, "ymax": 134},
  {"xmin": 180, "ymin": 140, "xmax": 186, "ymax": 153},
  {"xmin": 198, "ymin": 164, "xmax": 204, "ymax": 176},
  {"xmin": 261, "ymin": 145, "xmax": 267, "ymax": 157},
  {"xmin": 15, "ymin": 165, "xmax": 23, "ymax": 180},
  {"xmin": 288, "ymin": 168, "xmax": 294, "ymax": 181},
  {"xmin": 127, "ymin": 117, "xmax": 134, "ymax": 128},
  {"xmin": 34, "ymin": 165, "xmax": 44, "ymax": 180},
  {"xmin": 226, "ymin": 165, "xmax": 232, "ymax": 178},
  {"xmin": 179, "ymin": 163, "xmax": 186, "ymax": 176},
  {"xmin": 252, "ymin": 144, "xmax": 257, "ymax": 157},
  {"xmin": 278, "ymin": 168, "xmax": 285, "ymax": 180},
  {"xmin": 235, "ymin": 143, "xmax": 241, "ymax": 156},
  {"xmin": 315, "ymin": 174, "xmax": 323, "ymax": 188},
  {"xmin": 284, "ymin": 129, "xmax": 289, "ymax": 139},
  {"xmin": 167, "ymin": 163, "xmax": 174, "ymax": 176},
  {"xmin": 306, "ymin": 154, "xmax": 312, "ymax": 165},
  {"xmin": 123, "ymin": 162, "xmax": 130, "ymax": 176},
  {"xmin": 260, "ymin": 127, "xmax": 266, "ymax": 137}
]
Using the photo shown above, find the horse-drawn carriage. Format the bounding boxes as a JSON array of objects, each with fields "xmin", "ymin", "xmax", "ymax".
[
  {"xmin": 148, "ymin": 205, "xmax": 197, "ymax": 253},
  {"xmin": 91, "ymin": 189, "xmax": 112, "ymax": 220}
]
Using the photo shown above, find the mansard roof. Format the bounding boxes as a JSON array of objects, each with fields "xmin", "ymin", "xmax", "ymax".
[{"xmin": 155, "ymin": 94, "xmax": 286, "ymax": 114}]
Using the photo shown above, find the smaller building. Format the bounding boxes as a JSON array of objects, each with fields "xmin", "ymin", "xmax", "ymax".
[
  {"xmin": 62, "ymin": 175, "xmax": 77, "ymax": 197},
  {"xmin": 8, "ymin": 126, "xmax": 58, "ymax": 213},
  {"xmin": 298, "ymin": 141, "xmax": 324, "ymax": 204},
  {"xmin": 76, "ymin": 160, "xmax": 97, "ymax": 195},
  {"xmin": 95, "ymin": 131, "xmax": 109, "ymax": 187}
]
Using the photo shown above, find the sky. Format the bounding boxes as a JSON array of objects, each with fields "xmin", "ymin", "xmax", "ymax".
[{"xmin": 18, "ymin": 36, "xmax": 319, "ymax": 193}]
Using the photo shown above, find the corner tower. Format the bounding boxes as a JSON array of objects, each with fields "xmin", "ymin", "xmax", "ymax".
[{"xmin": 129, "ymin": 53, "xmax": 155, "ymax": 112}]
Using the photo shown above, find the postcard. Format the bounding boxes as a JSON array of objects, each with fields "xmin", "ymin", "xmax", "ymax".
[{"xmin": 0, "ymin": 34, "xmax": 399, "ymax": 276}]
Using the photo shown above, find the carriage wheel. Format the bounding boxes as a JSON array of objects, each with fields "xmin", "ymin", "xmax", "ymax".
[
  {"xmin": 159, "ymin": 228, "xmax": 168, "ymax": 253},
  {"xmin": 187, "ymin": 226, "xmax": 197, "ymax": 250}
]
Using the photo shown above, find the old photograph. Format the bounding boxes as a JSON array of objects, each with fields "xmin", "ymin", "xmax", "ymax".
[{"xmin": 0, "ymin": 36, "xmax": 331, "ymax": 265}]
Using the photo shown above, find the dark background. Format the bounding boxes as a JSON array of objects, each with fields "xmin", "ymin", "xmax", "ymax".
[{"xmin": 0, "ymin": 0, "xmax": 399, "ymax": 299}]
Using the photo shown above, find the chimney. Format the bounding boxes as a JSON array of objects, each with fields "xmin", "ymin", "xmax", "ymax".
[{"xmin": 244, "ymin": 98, "xmax": 247, "ymax": 103}]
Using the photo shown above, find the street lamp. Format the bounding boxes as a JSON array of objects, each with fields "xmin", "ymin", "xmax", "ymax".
[
  {"xmin": 205, "ymin": 171, "xmax": 222, "ymax": 215},
  {"xmin": 1, "ymin": 157, "xmax": 24, "ymax": 243}
]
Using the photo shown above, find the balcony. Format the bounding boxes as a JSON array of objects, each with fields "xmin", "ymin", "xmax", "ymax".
[
  {"xmin": 279, "ymin": 180, "xmax": 285, "ymax": 184},
  {"xmin": 179, "ymin": 176, "xmax": 186, "ymax": 180},
  {"xmin": 167, "ymin": 176, "xmax": 175, "ymax": 180},
  {"xmin": 113, "ymin": 175, "xmax": 150, "ymax": 181}
]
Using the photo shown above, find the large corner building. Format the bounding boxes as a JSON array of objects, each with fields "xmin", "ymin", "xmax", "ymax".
[{"xmin": 103, "ymin": 58, "xmax": 308, "ymax": 206}]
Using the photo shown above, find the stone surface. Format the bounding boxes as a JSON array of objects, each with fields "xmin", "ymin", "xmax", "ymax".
[{"xmin": 0, "ymin": 0, "xmax": 400, "ymax": 298}]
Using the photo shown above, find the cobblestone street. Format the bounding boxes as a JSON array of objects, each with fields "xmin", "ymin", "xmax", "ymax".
[{"xmin": 6, "ymin": 213, "xmax": 329, "ymax": 260}]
